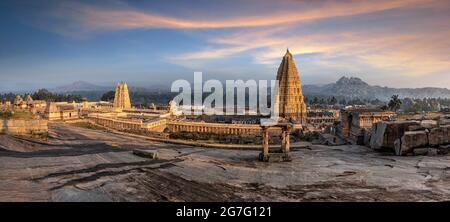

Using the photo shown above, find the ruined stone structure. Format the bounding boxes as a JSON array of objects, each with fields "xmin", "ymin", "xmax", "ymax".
[
  {"xmin": 88, "ymin": 114, "xmax": 167, "ymax": 133},
  {"xmin": 276, "ymin": 49, "xmax": 307, "ymax": 124},
  {"xmin": 260, "ymin": 123, "xmax": 293, "ymax": 162},
  {"xmin": 88, "ymin": 113, "xmax": 284, "ymax": 136},
  {"xmin": 10, "ymin": 95, "xmax": 46, "ymax": 111},
  {"xmin": 0, "ymin": 119, "xmax": 48, "ymax": 135},
  {"xmin": 370, "ymin": 116, "xmax": 450, "ymax": 156},
  {"xmin": 338, "ymin": 108, "xmax": 395, "ymax": 144},
  {"xmin": 14, "ymin": 95, "xmax": 23, "ymax": 107},
  {"xmin": 166, "ymin": 121, "xmax": 270, "ymax": 135},
  {"xmin": 113, "ymin": 82, "xmax": 132, "ymax": 111},
  {"xmin": 307, "ymin": 109, "xmax": 340, "ymax": 130}
]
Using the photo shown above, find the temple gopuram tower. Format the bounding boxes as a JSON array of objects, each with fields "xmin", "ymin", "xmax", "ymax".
[
  {"xmin": 275, "ymin": 49, "xmax": 307, "ymax": 124},
  {"xmin": 113, "ymin": 82, "xmax": 132, "ymax": 110}
]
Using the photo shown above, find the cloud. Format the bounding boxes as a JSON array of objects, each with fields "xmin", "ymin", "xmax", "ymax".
[
  {"xmin": 172, "ymin": 21, "xmax": 450, "ymax": 78},
  {"xmin": 49, "ymin": 0, "xmax": 433, "ymax": 32},
  {"xmin": 31, "ymin": 0, "xmax": 450, "ymax": 87}
]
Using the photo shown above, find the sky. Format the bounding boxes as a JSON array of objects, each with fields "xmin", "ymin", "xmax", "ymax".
[{"xmin": 0, "ymin": 0, "xmax": 449, "ymax": 92}]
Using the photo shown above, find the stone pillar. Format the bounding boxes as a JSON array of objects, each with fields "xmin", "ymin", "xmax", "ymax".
[
  {"xmin": 282, "ymin": 125, "xmax": 292, "ymax": 153},
  {"xmin": 262, "ymin": 126, "xmax": 269, "ymax": 158}
]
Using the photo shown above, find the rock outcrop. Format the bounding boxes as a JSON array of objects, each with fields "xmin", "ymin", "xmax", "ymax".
[
  {"xmin": 429, "ymin": 126, "xmax": 449, "ymax": 146},
  {"xmin": 394, "ymin": 131, "xmax": 428, "ymax": 156},
  {"xmin": 369, "ymin": 121, "xmax": 420, "ymax": 150},
  {"xmin": 370, "ymin": 118, "xmax": 450, "ymax": 156}
]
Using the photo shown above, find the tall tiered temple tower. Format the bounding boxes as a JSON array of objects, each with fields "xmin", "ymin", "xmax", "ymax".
[
  {"xmin": 276, "ymin": 49, "xmax": 307, "ymax": 124},
  {"xmin": 113, "ymin": 82, "xmax": 132, "ymax": 110}
]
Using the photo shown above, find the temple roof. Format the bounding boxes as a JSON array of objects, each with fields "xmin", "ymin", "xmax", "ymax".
[{"xmin": 276, "ymin": 48, "xmax": 301, "ymax": 83}]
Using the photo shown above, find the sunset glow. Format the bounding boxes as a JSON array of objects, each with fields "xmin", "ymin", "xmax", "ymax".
[{"xmin": 0, "ymin": 0, "xmax": 449, "ymax": 90}]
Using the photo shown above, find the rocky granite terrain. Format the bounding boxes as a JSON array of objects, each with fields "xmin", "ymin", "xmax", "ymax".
[{"xmin": 0, "ymin": 123, "xmax": 449, "ymax": 201}]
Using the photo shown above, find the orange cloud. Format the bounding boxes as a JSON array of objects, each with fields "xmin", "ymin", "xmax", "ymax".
[
  {"xmin": 50, "ymin": 0, "xmax": 450, "ymax": 80},
  {"xmin": 61, "ymin": 0, "xmax": 434, "ymax": 30},
  {"xmin": 173, "ymin": 24, "xmax": 450, "ymax": 77}
]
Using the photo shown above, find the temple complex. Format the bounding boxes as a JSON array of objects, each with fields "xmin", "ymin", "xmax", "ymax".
[{"xmin": 276, "ymin": 49, "xmax": 307, "ymax": 124}]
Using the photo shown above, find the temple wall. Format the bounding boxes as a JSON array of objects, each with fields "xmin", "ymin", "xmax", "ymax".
[
  {"xmin": 166, "ymin": 121, "xmax": 281, "ymax": 135},
  {"xmin": 46, "ymin": 110, "xmax": 79, "ymax": 121},
  {"xmin": 1, "ymin": 119, "xmax": 48, "ymax": 135},
  {"xmin": 88, "ymin": 114, "xmax": 284, "ymax": 136}
]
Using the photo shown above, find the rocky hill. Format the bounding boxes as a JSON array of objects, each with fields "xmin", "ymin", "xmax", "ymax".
[
  {"xmin": 51, "ymin": 81, "xmax": 112, "ymax": 93},
  {"xmin": 303, "ymin": 77, "xmax": 450, "ymax": 101}
]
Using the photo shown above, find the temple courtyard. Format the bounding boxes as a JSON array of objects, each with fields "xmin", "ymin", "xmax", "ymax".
[{"xmin": 0, "ymin": 123, "xmax": 449, "ymax": 202}]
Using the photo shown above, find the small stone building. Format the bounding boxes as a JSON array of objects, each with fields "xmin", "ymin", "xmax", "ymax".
[{"xmin": 45, "ymin": 102, "xmax": 79, "ymax": 121}]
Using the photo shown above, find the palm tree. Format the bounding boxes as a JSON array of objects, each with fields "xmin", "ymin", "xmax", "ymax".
[{"xmin": 388, "ymin": 95, "xmax": 402, "ymax": 112}]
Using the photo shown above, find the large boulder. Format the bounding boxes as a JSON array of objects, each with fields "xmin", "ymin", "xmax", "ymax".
[
  {"xmin": 394, "ymin": 130, "xmax": 428, "ymax": 156},
  {"xmin": 439, "ymin": 116, "xmax": 450, "ymax": 126},
  {"xmin": 429, "ymin": 127, "xmax": 446, "ymax": 146},
  {"xmin": 408, "ymin": 125, "xmax": 425, "ymax": 131},
  {"xmin": 370, "ymin": 121, "xmax": 420, "ymax": 150},
  {"xmin": 442, "ymin": 125, "xmax": 450, "ymax": 144},
  {"xmin": 370, "ymin": 122, "xmax": 387, "ymax": 149},
  {"xmin": 420, "ymin": 120, "xmax": 438, "ymax": 129}
]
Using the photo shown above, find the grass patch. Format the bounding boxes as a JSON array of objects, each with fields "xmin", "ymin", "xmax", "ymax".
[
  {"xmin": 69, "ymin": 121, "xmax": 106, "ymax": 130},
  {"xmin": 0, "ymin": 111, "xmax": 36, "ymax": 120},
  {"xmin": 29, "ymin": 131, "xmax": 49, "ymax": 140},
  {"xmin": 0, "ymin": 111, "xmax": 13, "ymax": 119}
]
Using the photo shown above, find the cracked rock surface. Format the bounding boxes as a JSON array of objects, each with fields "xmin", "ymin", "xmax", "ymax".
[{"xmin": 0, "ymin": 123, "xmax": 449, "ymax": 201}]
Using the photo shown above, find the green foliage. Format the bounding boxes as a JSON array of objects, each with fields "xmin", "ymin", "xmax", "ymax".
[
  {"xmin": 401, "ymin": 97, "xmax": 449, "ymax": 113},
  {"xmin": 1, "ymin": 89, "xmax": 82, "ymax": 103},
  {"xmin": 32, "ymin": 89, "xmax": 83, "ymax": 102},
  {"xmin": 101, "ymin": 91, "xmax": 116, "ymax": 102},
  {"xmin": 329, "ymin": 96, "xmax": 337, "ymax": 105},
  {"xmin": 69, "ymin": 122, "xmax": 106, "ymax": 130},
  {"xmin": 380, "ymin": 105, "xmax": 389, "ymax": 111},
  {"xmin": 388, "ymin": 95, "xmax": 402, "ymax": 112},
  {"xmin": 0, "ymin": 111, "xmax": 13, "ymax": 119},
  {"xmin": 0, "ymin": 111, "xmax": 34, "ymax": 120}
]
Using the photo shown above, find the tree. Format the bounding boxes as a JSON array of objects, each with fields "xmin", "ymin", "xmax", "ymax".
[
  {"xmin": 101, "ymin": 91, "xmax": 116, "ymax": 102},
  {"xmin": 32, "ymin": 89, "xmax": 54, "ymax": 101},
  {"xmin": 329, "ymin": 96, "xmax": 337, "ymax": 105},
  {"xmin": 388, "ymin": 95, "xmax": 402, "ymax": 112},
  {"xmin": 380, "ymin": 105, "xmax": 389, "ymax": 111}
]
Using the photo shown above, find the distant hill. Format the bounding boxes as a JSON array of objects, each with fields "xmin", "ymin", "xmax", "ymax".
[
  {"xmin": 51, "ymin": 81, "xmax": 169, "ymax": 93},
  {"xmin": 50, "ymin": 81, "xmax": 172, "ymax": 102},
  {"xmin": 49, "ymin": 78, "xmax": 450, "ymax": 102},
  {"xmin": 51, "ymin": 81, "xmax": 112, "ymax": 93},
  {"xmin": 303, "ymin": 76, "xmax": 450, "ymax": 101}
]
